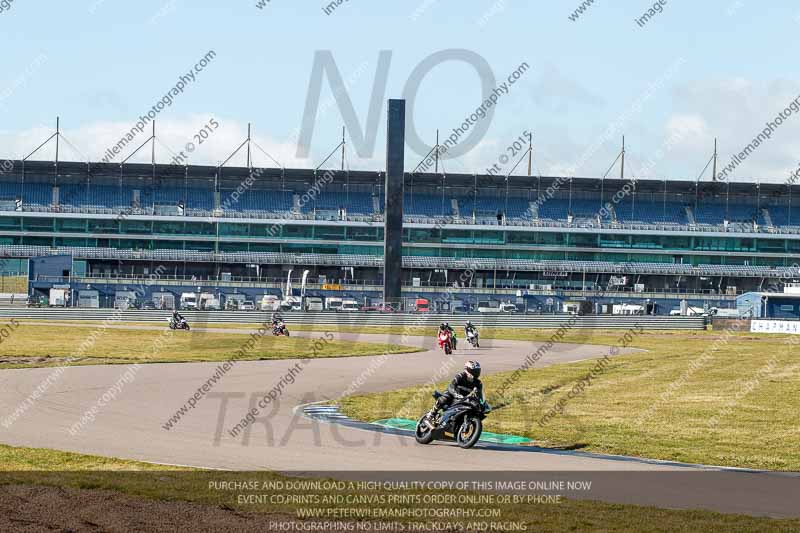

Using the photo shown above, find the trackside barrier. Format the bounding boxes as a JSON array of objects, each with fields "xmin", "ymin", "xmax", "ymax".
[{"xmin": 0, "ymin": 308, "xmax": 706, "ymax": 330}]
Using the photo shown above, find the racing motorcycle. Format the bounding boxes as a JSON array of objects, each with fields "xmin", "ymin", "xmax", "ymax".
[
  {"xmin": 437, "ymin": 330, "xmax": 453, "ymax": 355},
  {"xmin": 168, "ymin": 317, "xmax": 190, "ymax": 331},
  {"xmin": 272, "ymin": 323, "xmax": 290, "ymax": 337},
  {"xmin": 466, "ymin": 329, "xmax": 480, "ymax": 348},
  {"xmin": 415, "ymin": 389, "xmax": 491, "ymax": 449}
]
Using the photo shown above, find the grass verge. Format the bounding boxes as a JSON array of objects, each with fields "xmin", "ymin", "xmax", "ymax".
[
  {"xmin": 339, "ymin": 328, "xmax": 800, "ymax": 471},
  {"xmin": 0, "ymin": 443, "xmax": 797, "ymax": 532},
  {"xmin": 0, "ymin": 324, "xmax": 418, "ymax": 369}
]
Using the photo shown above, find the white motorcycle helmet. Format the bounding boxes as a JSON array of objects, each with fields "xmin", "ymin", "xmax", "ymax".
[{"xmin": 465, "ymin": 360, "xmax": 481, "ymax": 379}]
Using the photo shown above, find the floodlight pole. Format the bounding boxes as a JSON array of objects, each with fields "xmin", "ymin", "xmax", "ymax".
[
  {"xmin": 435, "ymin": 130, "xmax": 439, "ymax": 174},
  {"xmin": 217, "ymin": 127, "xmax": 252, "ymax": 191},
  {"xmin": 504, "ymin": 140, "xmax": 532, "ymax": 222},
  {"xmin": 600, "ymin": 172, "xmax": 605, "ymax": 212},
  {"xmin": 341, "ymin": 126, "xmax": 346, "ymax": 171},
  {"xmin": 620, "ymin": 136, "xmax": 625, "ymax": 180},
  {"xmin": 22, "ymin": 117, "xmax": 61, "ymax": 188},
  {"xmin": 247, "ymin": 123, "xmax": 252, "ymax": 169},
  {"xmin": 527, "ymin": 132, "xmax": 532, "ymax": 177},
  {"xmin": 712, "ymin": 138, "xmax": 718, "ymax": 182},
  {"xmin": 315, "ymin": 129, "xmax": 347, "ymax": 172},
  {"xmin": 151, "ymin": 121, "xmax": 156, "ymax": 183},
  {"xmin": 119, "ymin": 121, "xmax": 157, "ymax": 187},
  {"xmin": 55, "ymin": 117, "xmax": 60, "ymax": 180}
]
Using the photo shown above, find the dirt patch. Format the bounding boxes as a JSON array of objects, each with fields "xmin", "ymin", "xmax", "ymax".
[{"xmin": 0, "ymin": 484, "xmax": 408, "ymax": 533}]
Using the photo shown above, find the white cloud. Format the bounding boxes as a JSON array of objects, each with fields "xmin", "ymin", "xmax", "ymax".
[{"xmin": 3, "ymin": 77, "xmax": 800, "ymax": 186}]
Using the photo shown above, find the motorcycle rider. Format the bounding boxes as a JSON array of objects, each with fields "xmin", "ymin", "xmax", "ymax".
[
  {"xmin": 172, "ymin": 309, "xmax": 187, "ymax": 329},
  {"xmin": 427, "ymin": 360, "xmax": 483, "ymax": 420},
  {"xmin": 438, "ymin": 322, "xmax": 457, "ymax": 350},
  {"xmin": 272, "ymin": 313, "xmax": 286, "ymax": 335},
  {"xmin": 464, "ymin": 320, "xmax": 477, "ymax": 337}
]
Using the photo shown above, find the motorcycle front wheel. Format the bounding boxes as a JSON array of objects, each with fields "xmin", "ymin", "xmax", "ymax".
[
  {"xmin": 414, "ymin": 415, "xmax": 436, "ymax": 444},
  {"xmin": 456, "ymin": 417, "xmax": 482, "ymax": 449}
]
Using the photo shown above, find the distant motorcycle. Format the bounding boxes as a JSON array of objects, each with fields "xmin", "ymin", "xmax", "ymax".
[
  {"xmin": 168, "ymin": 317, "xmax": 190, "ymax": 331},
  {"xmin": 272, "ymin": 324, "xmax": 290, "ymax": 337},
  {"xmin": 466, "ymin": 329, "xmax": 480, "ymax": 348},
  {"xmin": 438, "ymin": 330, "xmax": 453, "ymax": 355},
  {"xmin": 415, "ymin": 389, "xmax": 491, "ymax": 449}
]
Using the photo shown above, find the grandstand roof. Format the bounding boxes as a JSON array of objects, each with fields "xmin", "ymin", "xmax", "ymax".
[{"xmin": 3, "ymin": 159, "xmax": 792, "ymax": 196}]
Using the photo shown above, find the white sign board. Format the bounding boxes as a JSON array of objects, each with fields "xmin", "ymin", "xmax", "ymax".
[{"xmin": 751, "ymin": 319, "xmax": 800, "ymax": 335}]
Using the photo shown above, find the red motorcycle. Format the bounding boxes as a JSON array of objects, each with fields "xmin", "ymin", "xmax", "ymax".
[
  {"xmin": 272, "ymin": 323, "xmax": 290, "ymax": 337},
  {"xmin": 438, "ymin": 330, "xmax": 453, "ymax": 355}
]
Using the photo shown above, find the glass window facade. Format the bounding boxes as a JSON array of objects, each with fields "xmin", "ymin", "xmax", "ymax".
[{"xmin": 4, "ymin": 214, "xmax": 800, "ymax": 267}]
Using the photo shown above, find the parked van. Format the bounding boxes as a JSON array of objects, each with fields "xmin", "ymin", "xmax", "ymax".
[
  {"xmin": 326, "ymin": 297, "xmax": 343, "ymax": 311},
  {"xmin": 477, "ymin": 300, "xmax": 501, "ymax": 313},
  {"xmin": 281, "ymin": 296, "xmax": 302, "ymax": 312},
  {"xmin": 499, "ymin": 302, "xmax": 520, "ymax": 313},
  {"xmin": 340, "ymin": 298, "xmax": 359, "ymax": 312},
  {"xmin": 180, "ymin": 292, "xmax": 198, "ymax": 310},
  {"xmin": 305, "ymin": 296, "xmax": 324, "ymax": 311},
  {"xmin": 710, "ymin": 307, "xmax": 740, "ymax": 318},
  {"xmin": 260, "ymin": 295, "xmax": 281, "ymax": 311},
  {"xmin": 414, "ymin": 298, "xmax": 430, "ymax": 312},
  {"xmin": 225, "ymin": 294, "xmax": 246, "ymax": 310}
]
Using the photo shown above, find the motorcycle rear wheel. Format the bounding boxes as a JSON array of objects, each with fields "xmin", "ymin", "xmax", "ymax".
[
  {"xmin": 414, "ymin": 415, "xmax": 436, "ymax": 444},
  {"xmin": 456, "ymin": 417, "xmax": 482, "ymax": 449}
]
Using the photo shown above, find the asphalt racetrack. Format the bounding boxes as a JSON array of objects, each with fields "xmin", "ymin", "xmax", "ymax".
[{"xmin": 0, "ymin": 324, "xmax": 797, "ymax": 518}]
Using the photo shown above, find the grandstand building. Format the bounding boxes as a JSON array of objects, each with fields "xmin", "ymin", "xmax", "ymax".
[{"xmin": 2, "ymin": 157, "xmax": 800, "ymax": 313}]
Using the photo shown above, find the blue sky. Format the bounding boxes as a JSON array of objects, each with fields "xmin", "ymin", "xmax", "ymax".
[{"xmin": 1, "ymin": 1, "xmax": 799, "ymax": 182}]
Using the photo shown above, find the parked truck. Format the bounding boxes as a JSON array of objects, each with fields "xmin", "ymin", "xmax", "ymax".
[{"xmin": 49, "ymin": 288, "xmax": 69, "ymax": 307}]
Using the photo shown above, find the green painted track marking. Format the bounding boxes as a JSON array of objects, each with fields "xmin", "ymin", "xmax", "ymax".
[{"xmin": 372, "ymin": 418, "xmax": 532, "ymax": 445}]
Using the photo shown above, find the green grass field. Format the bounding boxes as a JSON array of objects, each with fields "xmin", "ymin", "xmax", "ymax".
[
  {"xmin": 338, "ymin": 328, "xmax": 800, "ymax": 471},
  {"xmin": 0, "ymin": 323, "xmax": 419, "ymax": 369},
  {"xmin": 0, "ymin": 443, "xmax": 796, "ymax": 532}
]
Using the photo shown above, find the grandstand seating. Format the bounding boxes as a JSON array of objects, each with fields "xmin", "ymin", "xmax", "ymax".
[
  {"xmin": 405, "ymin": 194, "xmax": 451, "ymax": 217},
  {"xmin": 763, "ymin": 206, "xmax": 800, "ymax": 228},
  {"xmin": 693, "ymin": 203, "xmax": 762, "ymax": 225},
  {"xmin": 614, "ymin": 200, "xmax": 688, "ymax": 225},
  {"xmin": 458, "ymin": 196, "xmax": 530, "ymax": 219},
  {"xmin": 0, "ymin": 182, "xmax": 50, "ymax": 206},
  {"xmin": 4, "ymin": 179, "xmax": 800, "ymax": 234},
  {"xmin": 303, "ymin": 191, "xmax": 373, "ymax": 214}
]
